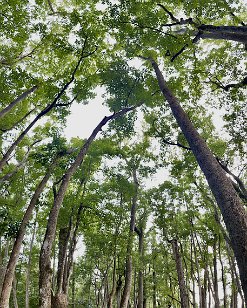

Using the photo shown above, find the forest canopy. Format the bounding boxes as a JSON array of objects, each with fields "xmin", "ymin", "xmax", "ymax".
[{"xmin": 0, "ymin": 0, "xmax": 246, "ymax": 307}]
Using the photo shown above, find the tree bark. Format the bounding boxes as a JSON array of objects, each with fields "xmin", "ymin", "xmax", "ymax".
[
  {"xmin": 39, "ymin": 105, "xmax": 138, "ymax": 308},
  {"xmin": 0, "ymin": 85, "xmax": 38, "ymax": 119},
  {"xmin": 25, "ymin": 219, "xmax": 37, "ymax": 308},
  {"xmin": 11, "ymin": 274, "xmax": 18, "ymax": 308},
  {"xmin": 120, "ymin": 168, "xmax": 139, "ymax": 308},
  {"xmin": 171, "ymin": 239, "xmax": 189, "ymax": 308},
  {"xmin": 213, "ymin": 236, "xmax": 220, "ymax": 308},
  {"xmin": 0, "ymin": 160, "xmax": 57, "ymax": 308},
  {"xmin": 136, "ymin": 227, "xmax": 144, "ymax": 308},
  {"xmin": 149, "ymin": 58, "xmax": 247, "ymax": 304}
]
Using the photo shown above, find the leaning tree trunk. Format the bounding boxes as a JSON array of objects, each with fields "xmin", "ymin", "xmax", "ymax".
[
  {"xmin": 120, "ymin": 168, "xmax": 139, "ymax": 308},
  {"xmin": 0, "ymin": 85, "xmax": 38, "ymax": 119},
  {"xmin": 39, "ymin": 105, "xmax": 138, "ymax": 308},
  {"xmin": 148, "ymin": 58, "xmax": 247, "ymax": 304},
  {"xmin": 171, "ymin": 239, "xmax": 189, "ymax": 308},
  {"xmin": 0, "ymin": 159, "xmax": 58, "ymax": 308},
  {"xmin": 0, "ymin": 51, "xmax": 85, "ymax": 172}
]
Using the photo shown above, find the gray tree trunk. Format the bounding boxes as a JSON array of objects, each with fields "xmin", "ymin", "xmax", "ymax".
[{"xmin": 149, "ymin": 58, "xmax": 247, "ymax": 304}]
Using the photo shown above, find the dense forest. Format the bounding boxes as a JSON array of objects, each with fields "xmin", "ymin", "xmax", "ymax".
[{"xmin": 0, "ymin": 0, "xmax": 246, "ymax": 307}]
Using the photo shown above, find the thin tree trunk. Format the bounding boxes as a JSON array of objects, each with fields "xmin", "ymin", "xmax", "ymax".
[
  {"xmin": 116, "ymin": 275, "xmax": 122, "ymax": 308},
  {"xmin": 171, "ymin": 239, "xmax": 189, "ymax": 308},
  {"xmin": 12, "ymin": 274, "xmax": 18, "ymax": 308},
  {"xmin": 213, "ymin": 236, "xmax": 220, "ymax": 308},
  {"xmin": 39, "ymin": 105, "xmax": 138, "ymax": 308},
  {"xmin": 152, "ymin": 269, "xmax": 157, "ymax": 308},
  {"xmin": 0, "ymin": 85, "xmax": 38, "ymax": 119},
  {"xmin": 107, "ymin": 256, "xmax": 117, "ymax": 308},
  {"xmin": 120, "ymin": 168, "xmax": 139, "ymax": 308},
  {"xmin": 0, "ymin": 51, "xmax": 85, "ymax": 171},
  {"xmin": 191, "ymin": 232, "xmax": 202, "ymax": 307},
  {"xmin": 0, "ymin": 159, "xmax": 58, "ymax": 308},
  {"xmin": 0, "ymin": 240, "xmax": 9, "ymax": 296},
  {"xmin": 148, "ymin": 58, "xmax": 247, "ymax": 304},
  {"xmin": 25, "ymin": 219, "xmax": 37, "ymax": 308},
  {"xmin": 137, "ymin": 228, "xmax": 143, "ymax": 308},
  {"xmin": 218, "ymin": 237, "xmax": 227, "ymax": 308}
]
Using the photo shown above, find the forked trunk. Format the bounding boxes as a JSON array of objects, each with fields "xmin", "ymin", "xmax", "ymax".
[
  {"xmin": 0, "ymin": 160, "xmax": 57, "ymax": 308},
  {"xmin": 39, "ymin": 106, "xmax": 138, "ymax": 307}
]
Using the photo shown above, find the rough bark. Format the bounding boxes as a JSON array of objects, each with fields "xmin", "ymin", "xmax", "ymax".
[
  {"xmin": 149, "ymin": 58, "xmax": 247, "ymax": 304},
  {"xmin": 0, "ymin": 85, "xmax": 38, "ymax": 119},
  {"xmin": 120, "ymin": 168, "xmax": 139, "ymax": 308},
  {"xmin": 39, "ymin": 105, "xmax": 138, "ymax": 308},
  {"xmin": 0, "ymin": 160, "xmax": 57, "ymax": 308},
  {"xmin": 171, "ymin": 239, "xmax": 189, "ymax": 308}
]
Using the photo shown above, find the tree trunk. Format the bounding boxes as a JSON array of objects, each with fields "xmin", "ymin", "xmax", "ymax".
[
  {"xmin": 218, "ymin": 237, "xmax": 227, "ymax": 308},
  {"xmin": 152, "ymin": 269, "xmax": 157, "ymax": 308},
  {"xmin": 0, "ymin": 160, "xmax": 57, "ymax": 308},
  {"xmin": 137, "ymin": 228, "xmax": 143, "ymax": 308},
  {"xmin": 107, "ymin": 256, "xmax": 116, "ymax": 308},
  {"xmin": 150, "ymin": 58, "xmax": 247, "ymax": 304},
  {"xmin": 0, "ymin": 85, "xmax": 38, "ymax": 119},
  {"xmin": 39, "ymin": 106, "xmax": 137, "ymax": 308},
  {"xmin": 198, "ymin": 25, "xmax": 247, "ymax": 44},
  {"xmin": 171, "ymin": 239, "xmax": 189, "ymax": 308},
  {"xmin": 120, "ymin": 168, "xmax": 139, "ymax": 308},
  {"xmin": 11, "ymin": 274, "xmax": 18, "ymax": 308},
  {"xmin": 25, "ymin": 219, "xmax": 37, "ymax": 308},
  {"xmin": 116, "ymin": 275, "xmax": 122, "ymax": 308},
  {"xmin": 213, "ymin": 236, "xmax": 220, "ymax": 308},
  {"xmin": 0, "ymin": 52, "xmax": 85, "ymax": 171}
]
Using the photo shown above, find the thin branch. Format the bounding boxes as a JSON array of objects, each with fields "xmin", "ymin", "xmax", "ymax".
[
  {"xmin": 208, "ymin": 76, "xmax": 247, "ymax": 91},
  {"xmin": 55, "ymin": 94, "xmax": 78, "ymax": 107},
  {"xmin": 119, "ymin": 20, "xmax": 177, "ymax": 38},
  {"xmin": 216, "ymin": 157, "xmax": 247, "ymax": 201},
  {"xmin": 0, "ymin": 107, "xmax": 36, "ymax": 133},
  {"xmin": 47, "ymin": 0, "xmax": 55, "ymax": 14},
  {"xmin": 157, "ymin": 4, "xmax": 179, "ymax": 22},
  {"xmin": 151, "ymin": 119, "xmax": 191, "ymax": 150},
  {"xmin": 0, "ymin": 140, "xmax": 41, "ymax": 183}
]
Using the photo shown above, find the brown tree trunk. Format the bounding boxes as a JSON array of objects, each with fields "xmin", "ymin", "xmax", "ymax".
[
  {"xmin": 218, "ymin": 238, "xmax": 227, "ymax": 308},
  {"xmin": 39, "ymin": 106, "xmax": 138, "ymax": 308},
  {"xmin": 116, "ymin": 275, "xmax": 122, "ymax": 308},
  {"xmin": 171, "ymin": 239, "xmax": 189, "ymax": 308},
  {"xmin": 12, "ymin": 274, "xmax": 18, "ymax": 308},
  {"xmin": 136, "ymin": 228, "xmax": 143, "ymax": 308},
  {"xmin": 0, "ymin": 160, "xmax": 57, "ymax": 308},
  {"xmin": 120, "ymin": 168, "xmax": 139, "ymax": 308},
  {"xmin": 25, "ymin": 219, "xmax": 37, "ymax": 308},
  {"xmin": 0, "ymin": 85, "xmax": 38, "ymax": 119},
  {"xmin": 107, "ymin": 256, "xmax": 117, "ymax": 308},
  {"xmin": 149, "ymin": 58, "xmax": 247, "ymax": 304},
  {"xmin": 213, "ymin": 236, "xmax": 220, "ymax": 308}
]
